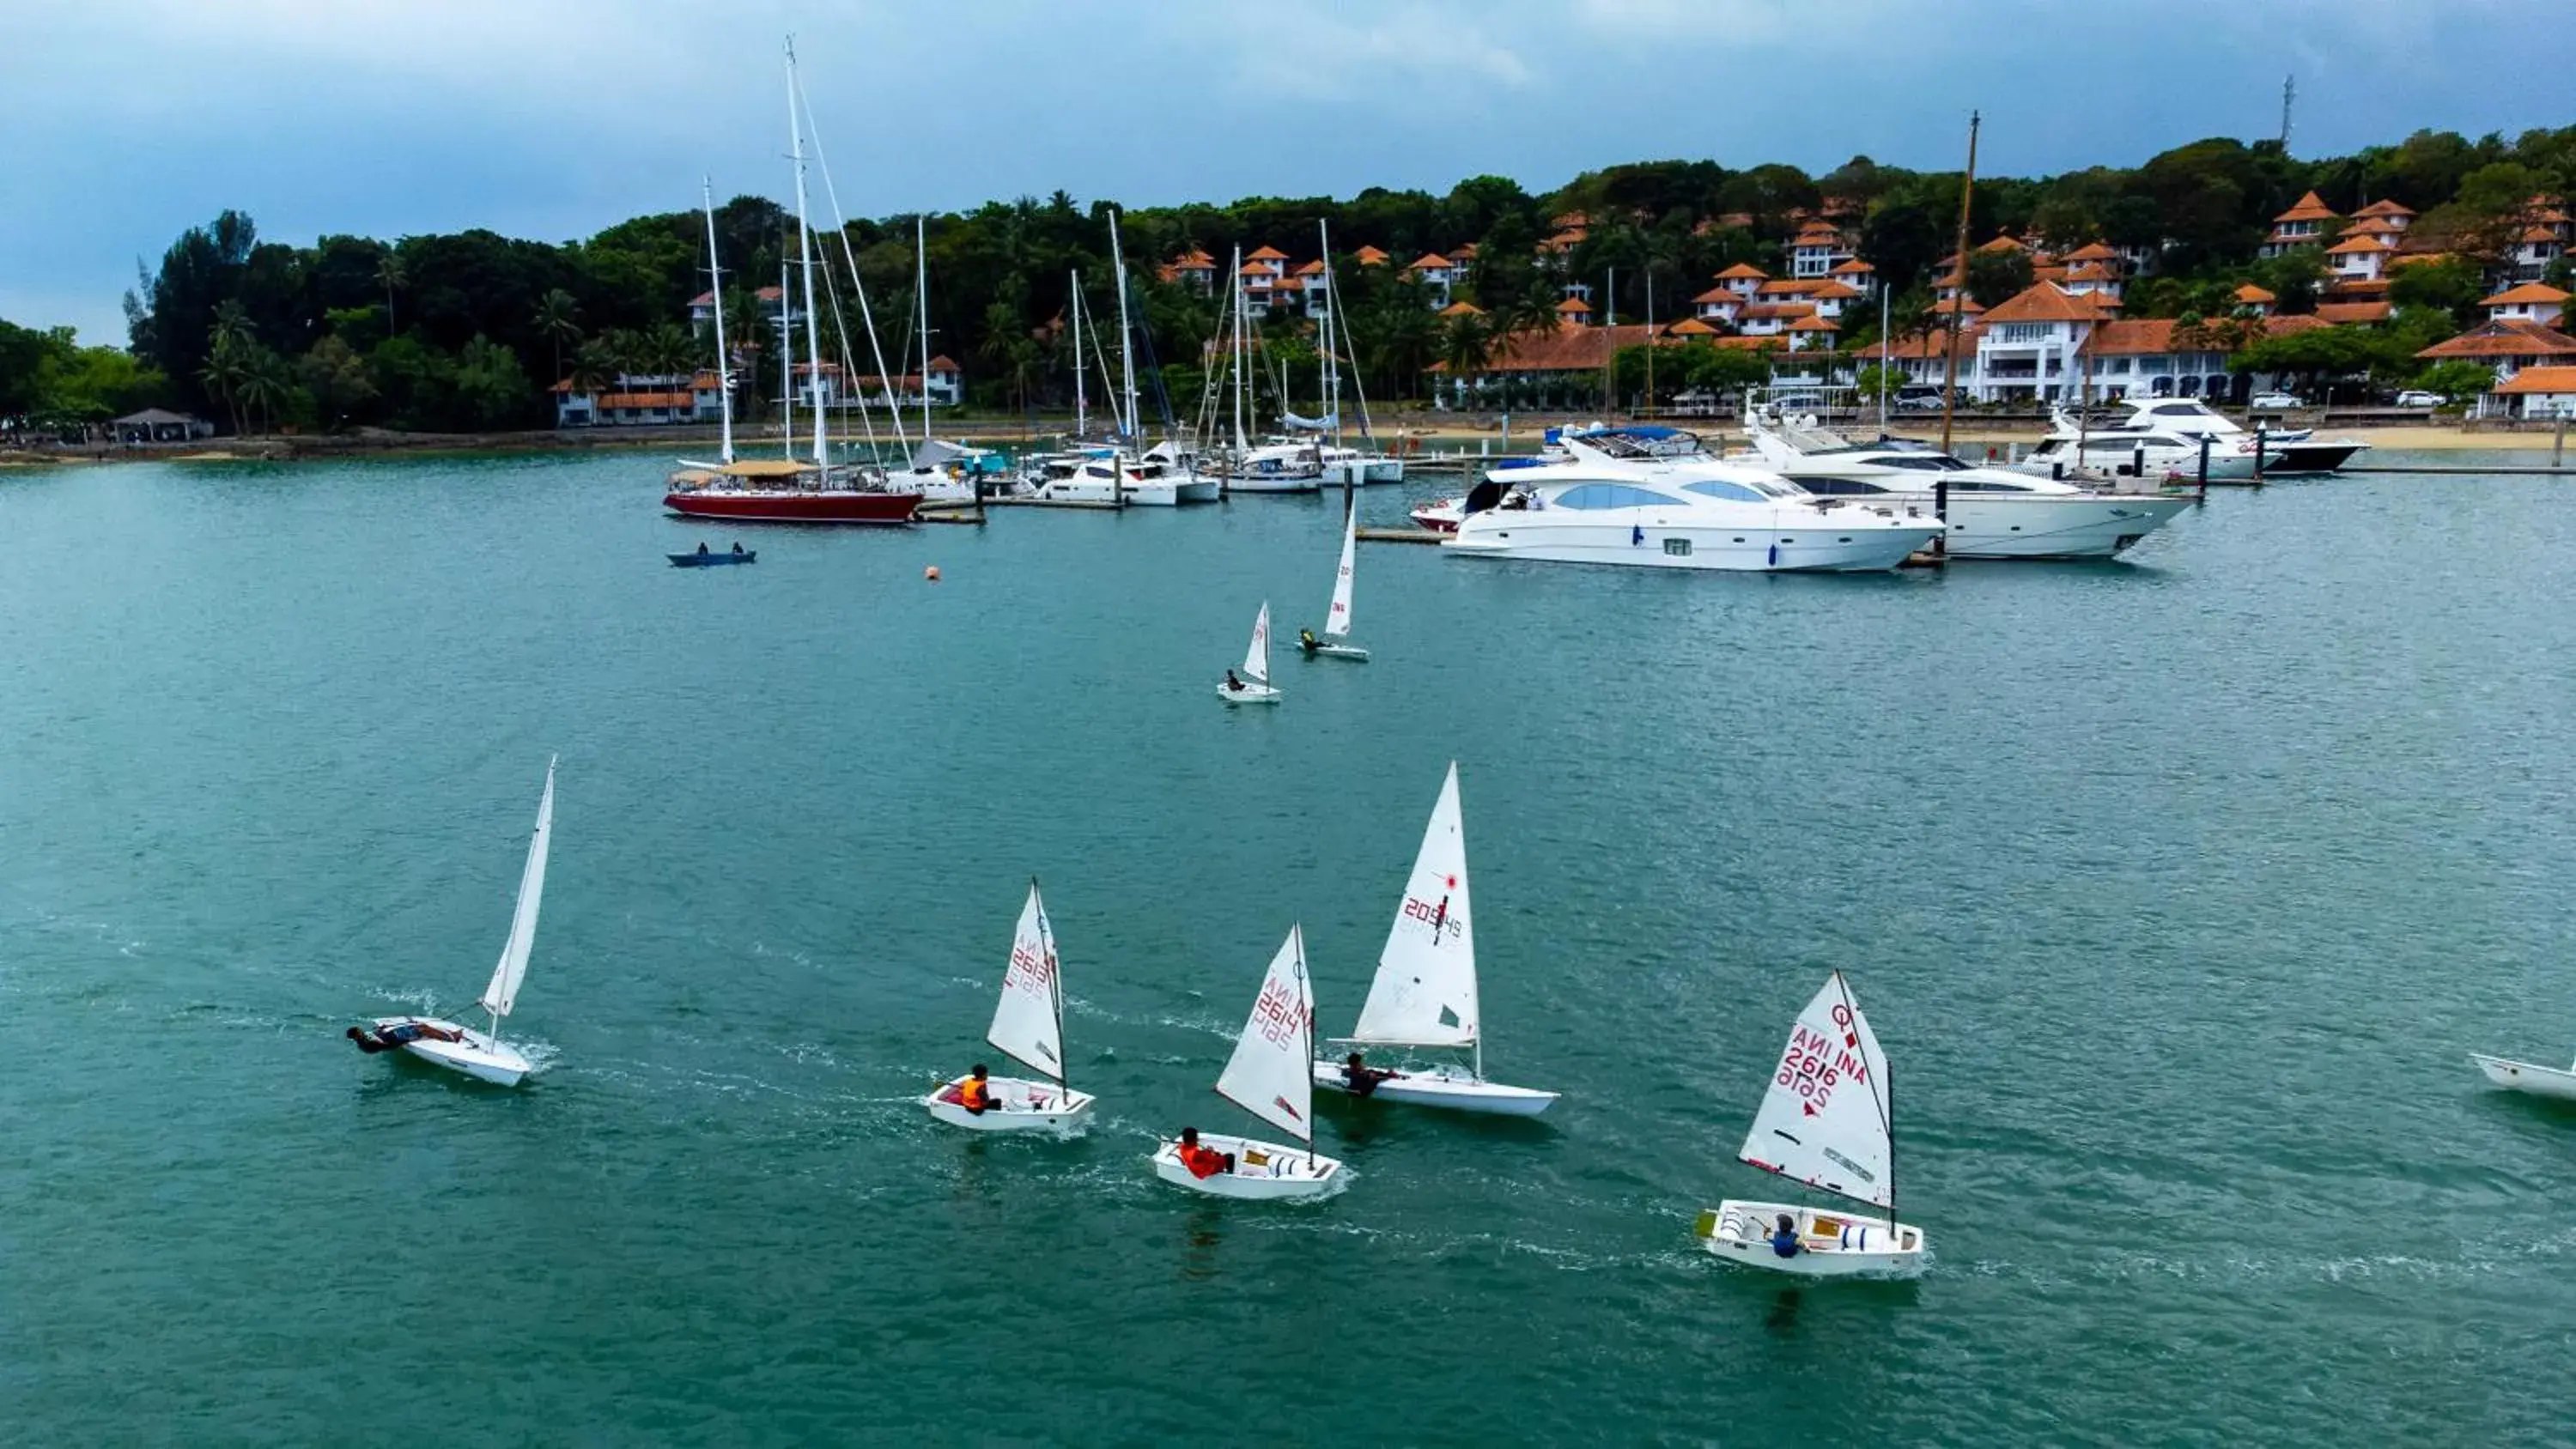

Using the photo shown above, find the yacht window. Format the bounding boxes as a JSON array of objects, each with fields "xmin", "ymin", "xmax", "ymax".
[
  {"xmin": 1681, "ymin": 479, "xmax": 1769, "ymax": 503},
  {"xmin": 1554, "ymin": 483, "xmax": 1679, "ymax": 510},
  {"xmin": 1788, "ymin": 478, "xmax": 1884, "ymax": 495},
  {"xmin": 1947, "ymin": 479, "xmax": 2030, "ymax": 493}
]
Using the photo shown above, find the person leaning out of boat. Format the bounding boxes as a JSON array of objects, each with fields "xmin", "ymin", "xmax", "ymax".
[
  {"xmin": 958, "ymin": 1063, "xmax": 1000, "ymax": 1115},
  {"xmin": 1342, "ymin": 1051, "xmax": 1398, "ymax": 1097},
  {"xmin": 1297, "ymin": 628, "xmax": 1320, "ymax": 656},
  {"xmin": 1224, "ymin": 670, "xmax": 1245, "ymax": 693},
  {"xmin": 1175, "ymin": 1126, "xmax": 1232, "ymax": 1179}
]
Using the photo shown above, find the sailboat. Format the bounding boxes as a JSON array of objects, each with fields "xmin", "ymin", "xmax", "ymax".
[
  {"xmin": 1694, "ymin": 971, "xmax": 1926, "ymax": 1276},
  {"xmin": 924, "ymin": 880, "xmax": 1097, "ymax": 1131},
  {"xmin": 1303, "ymin": 506, "xmax": 1369, "ymax": 662},
  {"xmin": 346, "ymin": 758, "xmax": 556, "ymax": 1088},
  {"xmin": 2469, "ymin": 1047, "xmax": 2576, "ymax": 1100},
  {"xmin": 1218, "ymin": 601, "xmax": 1280, "ymax": 704},
  {"xmin": 1310, "ymin": 762, "xmax": 1557, "ymax": 1115},
  {"xmin": 1152, "ymin": 925, "xmax": 1347, "ymax": 1200}
]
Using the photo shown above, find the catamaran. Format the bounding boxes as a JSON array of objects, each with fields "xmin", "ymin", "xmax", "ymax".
[
  {"xmin": 1302, "ymin": 506, "xmax": 1369, "ymax": 662},
  {"xmin": 1153, "ymin": 925, "xmax": 1347, "ymax": 1200},
  {"xmin": 346, "ymin": 758, "xmax": 556, "ymax": 1088},
  {"xmin": 1311, "ymin": 762, "xmax": 1558, "ymax": 1116},
  {"xmin": 1218, "ymin": 601, "xmax": 1280, "ymax": 704},
  {"xmin": 925, "ymin": 880, "xmax": 1096, "ymax": 1132},
  {"xmin": 1695, "ymin": 971, "xmax": 1926, "ymax": 1276},
  {"xmin": 2469, "ymin": 1046, "xmax": 2576, "ymax": 1100}
]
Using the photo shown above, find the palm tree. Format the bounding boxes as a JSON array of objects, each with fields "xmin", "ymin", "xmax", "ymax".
[
  {"xmin": 200, "ymin": 303, "xmax": 258, "ymax": 433},
  {"xmin": 599, "ymin": 329, "xmax": 647, "ymax": 389},
  {"xmin": 641, "ymin": 322, "xmax": 695, "ymax": 380},
  {"xmin": 568, "ymin": 342, "xmax": 616, "ymax": 397},
  {"xmin": 377, "ymin": 252, "xmax": 407, "ymax": 335},
  {"xmin": 1437, "ymin": 310, "xmax": 1495, "ymax": 411},
  {"xmin": 239, "ymin": 350, "xmax": 292, "ymax": 435},
  {"xmin": 531, "ymin": 288, "xmax": 582, "ymax": 384}
]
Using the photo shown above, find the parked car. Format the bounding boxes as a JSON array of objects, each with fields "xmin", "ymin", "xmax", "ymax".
[
  {"xmin": 2392, "ymin": 390, "xmax": 2441, "ymax": 409},
  {"xmin": 2249, "ymin": 391, "xmax": 2306, "ymax": 409},
  {"xmin": 1894, "ymin": 386, "xmax": 1953, "ymax": 413}
]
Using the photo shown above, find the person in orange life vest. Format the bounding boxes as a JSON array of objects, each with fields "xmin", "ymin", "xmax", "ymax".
[
  {"xmin": 958, "ymin": 1063, "xmax": 1000, "ymax": 1115},
  {"xmin": 1175, "ymin": 1126, "xmax": 1231, "ymax": 1179}
]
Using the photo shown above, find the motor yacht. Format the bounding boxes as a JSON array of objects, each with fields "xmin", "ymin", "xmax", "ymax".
[
  {"xmin": 1741, "ymin": 415, "xmax": 2190, "ymax": 560},
  {"xmin": 1028, "ymin": 447, "xmax": 1180, "ymax": 506},
  {"xmin": 2021, "ymin": 402, "xmax": 2366, "ymax": 481},
  {"xmin": 1218, "ymin": 439, "xmax": 1324, "ymax": 492},
  {"xmin": 1444, "ymin": 429, "xmax": 1941, "ymax": 573},
  {"xmin": 2111, "ymin": 397, "xmax": 2367, "ymax": 474}
]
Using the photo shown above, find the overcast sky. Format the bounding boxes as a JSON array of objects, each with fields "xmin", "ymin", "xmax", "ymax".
[{"xmin": 7, "ymin": 0, "xmax": 2572, "ymax": 343}]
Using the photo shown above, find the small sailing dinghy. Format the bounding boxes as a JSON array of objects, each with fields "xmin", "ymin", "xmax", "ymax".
[
  {"xmin": 1154, "ymin": 925, "xmax": 1347, "ymax": 1200},
  {"xmin": 2469, "ymin": 1049, "xmax": 2576, "ymax": 1101},
  {"xmin": 1303, "ymin": 508, "xmax": 1369, "ymax": 661},
  {"xmin": 346, "ymin": 757, "xmax": 556, "ymax": 1087},
  {"xmin": 924, "ymin": 879, "xmax": 1097, "ymax": 1132},
  {"xmin": 1695, "ymin": 971, "xmax": 1925, "ymax": 1277},
  {"xmin": 1312, "ymin": 762, "xmax": 1557, "ymax": 1115},
  {"xmin": 1218, "ymin": 601, "xmax": 1281, "ymax": 704}
]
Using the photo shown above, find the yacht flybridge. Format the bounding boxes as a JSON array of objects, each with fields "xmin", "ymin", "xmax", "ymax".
[
  {"xmin": 1742, "ymin": 412, "xmax": 2190, "ymax": 561},
  {"xmin": 1444, "ymin": 428, "xmax": 1941, "ymax": 573}
]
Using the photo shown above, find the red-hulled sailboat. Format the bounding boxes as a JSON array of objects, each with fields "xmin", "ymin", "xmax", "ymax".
[{"xmin": 663, "ymin": 39, "xmax": 920, "ymax": 527}]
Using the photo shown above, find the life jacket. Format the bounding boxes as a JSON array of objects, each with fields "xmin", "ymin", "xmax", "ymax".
[
  {"xmin": 960, "ymin": 1077, "xmax": 992, "ymax": 1111},
  {"xmin": 1178, "ymin": 1143, "xmax": 1225, "ymax": 1179}
]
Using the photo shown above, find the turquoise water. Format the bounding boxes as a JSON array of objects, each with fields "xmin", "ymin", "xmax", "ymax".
[{"xmin": 2, "ymin": 454, "xmax": 2571, "ymax": 1446}]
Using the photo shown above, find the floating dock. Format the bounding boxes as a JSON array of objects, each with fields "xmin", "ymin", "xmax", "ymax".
[{"xmin": 1355, "ymin": 527, "xmax": 1443, "ymax": 546}]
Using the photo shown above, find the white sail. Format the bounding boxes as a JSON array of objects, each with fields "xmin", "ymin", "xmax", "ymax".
[
  {"xmin": 1215, "ymin": 925, "xmax": 1316, "ymax": 1144},
  {"xmin": 1325, "ymin": 510, "xmax": 1358, "ymax": 640},
  {"xmin": 1352, "ymin": 761, "xmax": 1477, "ymax": 1048},
  {"xmin": 1737, "ymin": 971, "xmax": 1893, "ymax": 1210},
  {"xmin": 986, "ymin": 882, "xmax": 1066, "ymax": 1083},
  {"xmin": 1242, "ymin": 602, "xmax": 1272, "ymax": 684},
  {"xmin": 479, "ymin": 757, "xmax": 556, "ymax": 1020}
]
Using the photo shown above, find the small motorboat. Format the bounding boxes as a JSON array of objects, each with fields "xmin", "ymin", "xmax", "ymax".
[
  {"xmin": 670, "ymin": 547, "xmax": 756, "ymax": 567},
  {"xmin": 2470, "ymin": 1052, "xmax": 2576, "ymax": 1101}
]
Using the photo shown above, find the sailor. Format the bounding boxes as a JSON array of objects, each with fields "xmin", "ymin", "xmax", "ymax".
[
  {"xmin": 1174, "ymin": 1126, "xmax": 1230, "ymax": 1179},
  {"xmin": 1224, "ymin": 670, "xmax": 1244, "ymax": 693},
  {"xmin": 1341, "ymin": 1051, "xmax": 1397, "ymax": 1097},
  {"xmin": 1297, "ymin": 628, "xmax": 1320, "ymax": 655},
  {"xmin": 1770, "ymin": 1212, "xmax": 1802, "ymax": 1258},
  {"xmin": 958, "ymin": 1063, "xmax": 999, "ymax": 1115},
  {"xmin": 731, "ymin": 542, "xmax": 745, "ymax": 555},
  {"xmin": 696, "ymin": 542, "xmax": 710, "ymax": 555}
]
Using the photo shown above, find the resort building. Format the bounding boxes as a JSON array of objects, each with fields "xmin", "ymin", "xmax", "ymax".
[
  {"xmin": 1425, "ymin": 320, "xmax": 1654, "ymax": 409},
  {"xmin": 2483, "ymin": 282, "xmax": 2568, "ymax": 328},
  {"xmin": 1162, "ymin": 248, "xmax": 1219, "ymax": 294},
  {"xmin": 2259, "ymin": 191, "xmax": 2340, "ymax": 258},
  {"xmin": 2489, "ymin": 366, "xmax": 2576, "ymax": 418},
  {"xmin": 1789, "ymin": 221, "xmax": 1856, "ymax": 280},
  {"xmin": 1405, "ymin": 252, "xmax": 1460, "ymax": 307},
  {"xmin": 2414, "ymin": 318, "xmax": 2576, "ymax": 413},
  {"xmin": 552, "ymin": 370, "xmax": 730, "ymax": 427}
]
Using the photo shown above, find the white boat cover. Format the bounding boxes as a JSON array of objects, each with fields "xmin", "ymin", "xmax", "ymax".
[
  {"xmin": 479, "ymin": 757, "xmax": 555, "ymax": 1019},
  {"xmin": 1737, "ymin": 971, "xmax": 1893, "ymax": 1210},
  {"xmin": 1217, "ymin": 926, "xmax": 1316, "ymax": 1143},
  {"xmin": 986, "ymin": 882, "xmax": 1065, "ymax": 1082},
  {"xmin": 1352, "ymin": 763, "xmax": 1477, "ymax": 1048}
]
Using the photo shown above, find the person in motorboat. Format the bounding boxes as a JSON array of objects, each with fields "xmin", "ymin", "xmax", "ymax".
[
  {"xmin": 1341, "ymin": 1051, "xmax": 1400, "ymax": 1097},
  {"xmin": 696, "ymin": 542, "xmax": 710, "ymax": 555},
  {"xmin": 1297, "ymin": 628, "xmax": 1320, "ymax": 656},
  {"xmin": 345, "ymin": 1020, "xmax": 463, "ymax": 1054},
  {"xmin": 731, "ymin": 542, "xmax": 744, "ymax": 555},
  {"xmin": 1174, "ymin": 1126, "xmax": 1233, "ymax": 1179},
  {"xmin": 957, "ymin": 1063, "xmax": 1000, "ymax": 1115},
  {"xmin": 1224, "ymin": 670, "xmax": 1245, "ymax": 693},
  {"xmin": 1771, "ymin": 1212, "xmax": 1802, "ymax": 1259}
]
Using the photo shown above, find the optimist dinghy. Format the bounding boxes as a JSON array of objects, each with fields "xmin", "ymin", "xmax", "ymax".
[
  {"xmin": 1694, "ymin": 971, "xmax": 1925, "ymax": 1277},
  {"xmin": 1301, "ymin": 508, "xmax": 1369, "ymax": 661},
  {"xmin": 1217, "ymin": 601, "xmax": 1281, "ymax": 704},
  {"xmin": 1312, "ymin": 762, "xmax": 1557, "ymax": 1116},
  {"xmin": 2469, "ymin": 1051, "xmax": 2576, "ymax": 1101},
  {"xmin": 1154, "ymin": 925, "xmax": 1347, "ymax": 1200},
  {"xmin": 925, "ymin": 879, "xmax": 1097, "ymax": 1132},
  {"xmin": 346, "ymin": 757, "xmax": 556, "ymax": 1087}
]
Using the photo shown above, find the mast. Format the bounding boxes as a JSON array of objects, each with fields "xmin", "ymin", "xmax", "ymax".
[
  {"xmin": 1317, "ymin": 220, "xmax": 1335, "ymax": 448},
  {"xmin": 1071, "ymin": 269, "xmax": 1085, "ymax": 436},
  {"xmin": 1109, "ymin": 209, "xmax": 1139, "ymax": 443},
  {"xmin": 916, "ymin": 215, "xmax": 933, "ymax": 445},
  {"xmin": 1036, "ymin": 876, "xmax": 1067, "ymax": 1100},
  {"xmin": 1878, "ymin": 283, "xmax": 1890, "ymax": 433},
  {"xmin": 778, "ymin": 255, "xmax": 793, "ymax": 457},
  {"xmin": 787, "ymin": 36, "xmax": 827, "ymax": 471},
  {"xmin": 1297, "ymin": 929, "xmax": 1314, "ymax": 1167},
  {"xmin": 702, "ymin": 179, "xmax": 735, "ymax": 464},
  {"xmin": 1230, "ymin": 248, "xmax": 1249, "ymax": 452},
  {"xmin": 1936, "ymin": 109, "xmax": 1980, "ymax": 534},
  {"xmin": 1644, "ymin": 269, "xmax": 1656, "ymax": 419}
]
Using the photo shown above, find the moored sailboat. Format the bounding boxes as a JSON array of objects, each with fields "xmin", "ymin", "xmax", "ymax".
[
  {"xmin": 1218, "ymin": 602, "xmax": 1280, "ymax": 704},
  {"xmin": 1695, "ymin": 971, "xmax": 1926, "ymax": 1276},
  {"xmin": 1312, "ymin": 762, "xmax": 1558, "ymax": 1115},
  {"xmin": 1153, "ymin": 925, "xmax": 1347, "ymax": 1200},
  {"xmin": 346, "ymin": 757, "xmax": 556, "ymax": 1088},
  {"xmin": 925, "ymin": 880, "xmax": 1096, "ymax": 1132}
]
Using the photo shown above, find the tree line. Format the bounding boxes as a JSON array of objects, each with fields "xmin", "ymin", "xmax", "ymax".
[{"xmin": 4, "ymin": 122, "xmax": 2572, "ymax": 437}]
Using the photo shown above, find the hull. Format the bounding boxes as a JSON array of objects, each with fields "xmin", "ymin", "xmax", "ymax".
[
  {"xmin": 1321, "ymin": 457, "xmax": 1403, "ymax": 487},
  {"xmin": 1411, "ymin": 501, "xmax": 1463, "ymax": 533},
  {"xmin": 668, "ymin": 551, "xmax": 756, "ymax": 567},
  {"xmin": 1174, "ymin": 476, "xmax": 1222, "ymax": 504},
  {"xmin": 1306, "ymin": 642, "xmax": 1370, "ymax": 662},
  {"xmin": 1225, "ymin": 473, "xmax": 1321, "ymax": 494},
  {"xmin": 1218, "ymin": 681, "xmax": 1282, "ymax": 704},
  {"xmin": 923, "ymin": 1075, "xmax": 1098, "ymax": 1132},
  {"xmin": 355, "ymin": 1016, "xmax": 530, "ymax": 1086},
  {"xmin": 2469, "ymin": 1053, "xmax": 2576, "ymax": 1100},
  {"xmin": 1449, "ymin": 518, "xmax": 1936, "ymax": 573},
  {"xmin": 1152, "ymin": 1134, "xmax": 1346, "ymax": 1200},
  {"xmin": 1310, "ymin": 1059, "xmax": 1557, "ymax": 1115},
  {"xmin": 2257, "ymin": 440, "xmax": 2367, "ymax": 475},
  {"xmin": 1696, "ymin": 1199, "xmax": 1925, "ymax": 1278},
  {"xmin": 663, "ymin": 489, "xmax": 921, "ymax": 524},
  {"xmin": 1035, "ymin": 479, "xmax": 1179, "ymax": 506},
  {"xmin": 1941, "ymin": 494, "xmax": 2192, "ymax": 560}
]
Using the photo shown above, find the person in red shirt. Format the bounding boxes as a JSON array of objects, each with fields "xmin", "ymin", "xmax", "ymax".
[{"xmin": 1174, "ymin": 1126, "xmax": 1231, "ymax": 1179}]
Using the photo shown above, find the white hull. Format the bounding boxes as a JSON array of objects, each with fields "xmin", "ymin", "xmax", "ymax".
[
  {"xmin": 1310, "ymin": 1059, "xmax": 1557, "ymax": 1115},
  {"xmin": 1938, "ymin": 494, "xmax": 2193, "ymax": 559},
  {"xmin": 1152, "ymin": 1133, "xmax": 1346, "ymax": 1200},
  {"xmin": 1218, "ymin": 682, "xmax": 1281, "ymax": 704},
  {"xmin": 1449, "ymin": 518, "xmax": 1933, "ymax": 573},
  {"xmin": 1321, "ymin": 458, "xmax": 1404, "ymax": 487},
  {"xmin": 1224, "ymin": 472, "xmax": 1321, "ymax": 494},
  {"xmin": 2470, "ymin": 1053, "xmax": 2576, "ymax": 1100},
  {"xmin": 365, "ymin": 1016, "xmax": 531, "ymax": 1086},
  {"xmin": 1174, "ymin": 475, "xmax": 1222, "ymax": 503},
  {"xmin": 1306, "ymin": 641, "xmax": 1370, "ymax": 662},
  {"xmin": 1037, "ymin": 478, "xmax": 1177, "ymax": 506},
  {"xmin": 1696, "ymin": 1199, "xmax": 1925, "ymax": 1278},
  {"xmin": 923, "ymin": 1074, "xmax": 1097, "ymax": 1132}
]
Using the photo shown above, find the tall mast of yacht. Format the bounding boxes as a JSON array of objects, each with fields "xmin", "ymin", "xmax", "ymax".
[
  {"xmin": 778, "ymin": 256, "xmax": 793, "ymax": 458},
  {"xmin": 1071, "ymin": 269, "xmax": 1086, "ymax": 437},
  {"xmin": 1936, "ymin": 109, "xmax": 1981, "ymax": 532},
  {"xmin": 916, "ymin": 215, "xmax": 933, "ymax": 446},
  {"xmin": 787, "ymin": 35, "xmax": 827, "ymax": 471},
  {"xmin": 702, "ymin": 178, "xmax": 735, "ymax": 464},
  {"xmin": 1230, "ymin": 247, "xmax": 1249, "ymax": 453},
  {"xmin": 1109, "ymin": 209, "xmax": 1139, "ymax": 442},
  {"xmin": 1317, "ymin": 221, "xmax": 1335, "ymax": 448}
]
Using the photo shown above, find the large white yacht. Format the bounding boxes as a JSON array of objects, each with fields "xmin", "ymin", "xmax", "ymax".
[
  {"xmin": 1445, "ymin": 429, "xmax": 1941, "ymax": 573},
  {"xmin": 2020, "ymin": 399, "xmax": 2366, "ymax": 480},
  {"xmin": 1741, "ymin": 416, "xmax": 2191, "ymax": 560}
]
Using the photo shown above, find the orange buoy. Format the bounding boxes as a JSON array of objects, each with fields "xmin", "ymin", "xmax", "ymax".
[{"xmin": 924, "ymin": 566, "xmax": 941, "ymax": 582}]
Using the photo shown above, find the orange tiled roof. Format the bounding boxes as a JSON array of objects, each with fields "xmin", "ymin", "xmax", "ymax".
[
  {"xmin": 2062, "ymin": 241, "xmax": 2120, "ymax": 263},
  {"xmin": 2313, "ymin": 301, "xmax": 2392, "ymax": 325},
  {"xmin": 2521, "ymin": 226, "xmax": 2564, "ymax": 245},
  {"xmin": 1787, "ymin": 314, "xmax": 1839, "ymax": 331},
  {"xmin": 2275, "ymin": 191, "xmax": 2338, "ymax": 222},
  {"xmin": 1406, "ymin": 252, "xmax": 1453, "ymax": 270},
  {"xmin": 925, "ymin": 355, "xmax": 960, "ymax": 373},
  {"xmin": 2353, "ymin": 199, "xmax": 2415, "ymax": 220},
  {"xmin": 1353, "ymin": 246, "xmax": 1390, "ymax": 264},
  {"xmin": 1664, "ymin": 317, "xmax": 1720, "ymax": 336},
  {"xmin": 1555, "ymin": 296, "xmax": 1593, "ymax": 313},
  {"xmin": 1246, "ymin": 246, "xmax": 1288, "ymax": 261},
  {"xmin": 2325, "ymin": 235, "xmax": 2396, "ymax": 256},
  {"xmin": 1294, "ymin": 259, "xmax": 1327, "ymax": 276},
  {"xmin": 1738, "ymin": 301, "xmax": 1817, "ymax": 321},
  {"xmin": 1980, "ymin": 282, "xmax": 2111, "ymax": 324},
  {"xmin": 1976, "ymin": 233, "xmax": 2028, "ymax": 254},
  {"xmin": 1806, "ymin": 280, "xmax": 1864, "ymax": 301},
  {"xmin": 1829, "ymin": 258, "xmax": 1875, "ymax": 275},
  {"xmin": 2081, "ymin": 314, "xmax": 2326, "ymax": 356},
  {"xmin": 2233, "ymin": 283, "xmax": 2277, "ymax": 304},
  {"xmin": 1437, "ymin": 300, "xmax": 1485, "ymax": 317},
  {"xmin": 1860, "ymin": 327, "xmax": 1980, "ymax": 362},
  {"xmin": 593, "ymin": 391, "xmax": 700, "ymax": 409},
  {"xmin": 1691, "ymin": 285, "xmax": 1741, "ymax": 306},
  {"xmin": 1434, "ymin": 321, "xmax": 1660, "ymax": 373},
  {"xmin": 2414, "ymin": 319, "xmax": 2576, "ymax": 360},
  {"xmin": 1929, "ymin": 294, "xmax": 1984, "ymax": 316},
  {"xmin": 2065, "ymin": 262, "xmax": 2118, "ymax": 282},
  {"xmin": 2482, "ymin": 282, "xmax": 2571, "ymax": 306},
  {"xmin": 2342, "ymin": 217, "xmax": 2405, "ymax": 238},
  {"xmin": 1171, "ymin": 250, "xmax": 1217, "ymax": 270},
  {"xmin": 2495, "ymin": 366, "xmax": 2576, "ymax": 394},
  {"xmin": 1714, "ymin": 263, "xmax": 1767, "ymax": 281}
]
